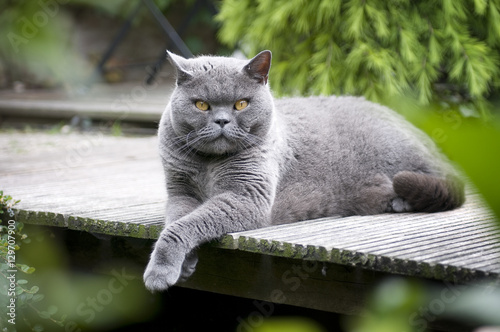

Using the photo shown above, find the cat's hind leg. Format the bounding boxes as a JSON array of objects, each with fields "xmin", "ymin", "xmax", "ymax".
[
  {"xmin": 392, "ymin": 171, "xmax": 465, "ymax": 212},
  {"xmin": 352, "ymin": 173, "xmax": 401, "ymax": 215},
  {"xmin": 387, "ymin": 197, "xmax": 413, "ymax": 213},
  {"xmin": 352, "ymin": 173, "xmax": 415, "ymax": 214}
]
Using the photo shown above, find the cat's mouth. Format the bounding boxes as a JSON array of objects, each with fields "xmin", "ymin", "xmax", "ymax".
[
  {"xmin": 201, "ymin": 132, "xmax": 239, "ymax": 155},
  {"xmin": 206, "ymin": 125, "xmax": 244, "ymax": 141},
  {"xmin": 183, "ymin": 126, "xmax": 260, "ymax": 155},
  {"xmin": 210, "ymin": 127, "xmax": 242, "ymax": 145}
]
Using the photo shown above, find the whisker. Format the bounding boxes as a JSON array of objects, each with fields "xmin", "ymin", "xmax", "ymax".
[{"xmin": 163, "ymin": 125, "xmax": 264, "ymax": 157}]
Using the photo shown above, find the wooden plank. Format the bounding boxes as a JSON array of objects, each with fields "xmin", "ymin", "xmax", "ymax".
[
  {"xmin": 0, "ymin": 99, "xmax": 164, "ymax": 122},
  {"xmin": 224, "ymin": 198, "xmax": 500, "ymax": 282},
  {"xmin": 180, "ymin": 245, "xmax": 383, "ymax": 316}
]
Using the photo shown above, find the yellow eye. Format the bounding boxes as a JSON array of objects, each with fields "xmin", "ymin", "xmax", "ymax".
[
  {"xmin": 195, "ymin": 100, "xmax": 209, "ymax": 111},
  {"xmin": 235, "ymin": 99, "xmax": 248, "ymax": 111}
]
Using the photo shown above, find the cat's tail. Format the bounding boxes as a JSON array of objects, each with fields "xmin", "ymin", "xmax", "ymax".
[{"xmin": 392, "ymin": 171, "xmax": 465, "ymax": 212}]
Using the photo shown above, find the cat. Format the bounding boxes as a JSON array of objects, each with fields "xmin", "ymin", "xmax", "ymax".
[{"xmin": 143, "ymin": 50, "xmax": 465, "ymax": 292}]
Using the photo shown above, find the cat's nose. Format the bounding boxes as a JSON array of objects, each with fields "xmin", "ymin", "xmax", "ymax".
[{"xmin": 214, "ymin": 118, "xmax": 231, "ymax": 128}]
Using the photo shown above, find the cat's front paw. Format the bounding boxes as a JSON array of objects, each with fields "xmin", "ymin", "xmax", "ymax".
[
  {"xmin": 178, "ymin": 251, "xmax": 198, "ymax": 283},
  {"xmin": 143, "ymin": 260, "xmax": 181, "ymax": 292},
  {"xmin": 143, "ymin": 238, "xmax": 186, "ymax": 292}
]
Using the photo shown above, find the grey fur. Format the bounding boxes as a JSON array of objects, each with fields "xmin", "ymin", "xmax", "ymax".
[{"xmin": 143, "ymin": 50, "xmax": 464, "ymax": 291}]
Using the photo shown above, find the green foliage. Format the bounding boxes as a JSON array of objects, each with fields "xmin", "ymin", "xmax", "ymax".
[
  {"xmin": 111, "ymin": 120, "xmax": 123, "ymax": 137},
  {"xmin": 347, "ymin": 278, "xmax": 500, "ymax": 331},
  {"xmin": 412, "ymin": 106, "xmax": 500, "ymax": 220},
  {"xmin": 0, "ymin": 1, "xmax": 91, "ymax": 88},
  {"xmin": 1, "ymin": 192, "xmax": 160, "ymax": 331},
  {"xmin": 243, "ymin": 317, "xmax": 327, "ymax": 332},
  {"xmin": 0, "ymin": 191, "xmax": 20, "ymax": 216},
  {"xmin": 217, "ymin": 0, "xmax": 500, "ymax": 118},
  {"xmin": 0, "ymin": 0, "xmax": 221, "ymax": 88},
  {"xmin": 1, "ymin": 194, "xmax": 67, "ymax": 331},
  {"xmin": 346, "ymin": 278, "xmax": 425, "ymax": 332}
]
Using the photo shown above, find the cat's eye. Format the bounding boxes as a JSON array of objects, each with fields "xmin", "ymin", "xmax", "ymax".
[
  {"xmin": 234, "ymin": 99, "xmax": 248, "ymax": 111},
  {"xmin": 195, "ymin": 100, "xmax": 210, "ymax": 111}
]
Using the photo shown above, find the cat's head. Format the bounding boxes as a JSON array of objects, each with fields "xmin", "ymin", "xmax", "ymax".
[{"xmin": 166, "ymin": 50, "xmax": 274, "ymax": 156}]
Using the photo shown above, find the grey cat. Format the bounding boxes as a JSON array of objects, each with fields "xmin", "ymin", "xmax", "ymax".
[{"xmin": 143, "ymin": 50, "xmax": 464, "ymax": 292}]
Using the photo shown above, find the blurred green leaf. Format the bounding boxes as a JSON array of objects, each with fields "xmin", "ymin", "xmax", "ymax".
[
  {"xmin": 16, "ymin": 286, "xmax": 24, "ymax": 295},
  {"xmin": 29, "ymin": 285, "xmax": 40, "ymax": 294},
  {"xmin": 32, "ymin": 294, "xmax": 45, "ymax": 303},
  {"xmin": 47, "ymin": 305, "xmax": 58, "ymax": 316},
  {"xmin": 444, "ymin": 284, "xmax": 500, "ymax": 325},
  {"xmin": 419, "ymin": 114, "xmax": 500, "ymax": 220},
  {"xmin": 38, "ymin": 311, "xmax": 51, "ymax": 320},
  {"xmin": 33, "ymin": 324, "xmax": 44, "ymax": 332},
  {"xmin": 248, "ymin": 317, "xmax": 326, "ymax": 332},
  {"xmin": 346, "ymin": 278, "xmax": 425, "ymax": 332},
  {"xmin": 18, "ymin": 263, "xmax": 36, "ymax": 274}
]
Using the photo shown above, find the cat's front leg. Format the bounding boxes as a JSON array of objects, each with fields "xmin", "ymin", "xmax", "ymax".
[
  {"xmin": 164, "ymin": 194, "xmax": 201, "ymax": 224},
  {"xmin": 144, "ymin": 190, "xmax": 273, "ymax": 292},
  {"xmin": 144, "ymin": 194, "xmax": 200, "ymax": 292}
]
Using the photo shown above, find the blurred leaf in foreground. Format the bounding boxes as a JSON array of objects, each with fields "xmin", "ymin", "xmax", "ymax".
[
  {"xmin": 346, "ymin": 278, "xmax": 425, "ymax": 332},
  {"xmin": 418, "ymin": 112, "xmax": 500, "ymax": 221},
  {"xmin": 238, "ymin": 316, "xmax": 326, "ymax": 332}
]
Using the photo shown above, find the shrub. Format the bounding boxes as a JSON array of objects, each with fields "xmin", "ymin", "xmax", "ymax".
[{"xmin": 217, "ymin": 0, "xmax": 500, "ymax": 118}]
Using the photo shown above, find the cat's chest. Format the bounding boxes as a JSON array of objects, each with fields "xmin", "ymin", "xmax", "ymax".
[
  {"xmin": 192, "ymin": 164, "xmax": 217, "ymax": 199},
  {"xmin": 183, "ymin": 153, "xmax": 265, "ymax": 201},
  {"xmin": 184, "ymin": 159, "xmax": 233, "ymax": 201}
]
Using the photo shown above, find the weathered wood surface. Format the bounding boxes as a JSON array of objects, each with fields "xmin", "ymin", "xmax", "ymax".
[
  {"xmin": 0, "ymin": 82, "xmax": 171, "ymax": 122},
  {"xmin": 0, "ymin": 132, "xmax": 166, "ymax": 238},
  {"xmin": 1, "ymin": 132, "xmax": 499, "ymax": 286}
]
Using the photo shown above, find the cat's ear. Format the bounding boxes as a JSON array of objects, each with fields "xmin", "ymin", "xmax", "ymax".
[
  {"xmin": 167, "ymin": 50, "xmax": 193, "ymax": 85},
  {"xmin": 243, "ymin": 50, "xmax": 272, "ymax": 85}
]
